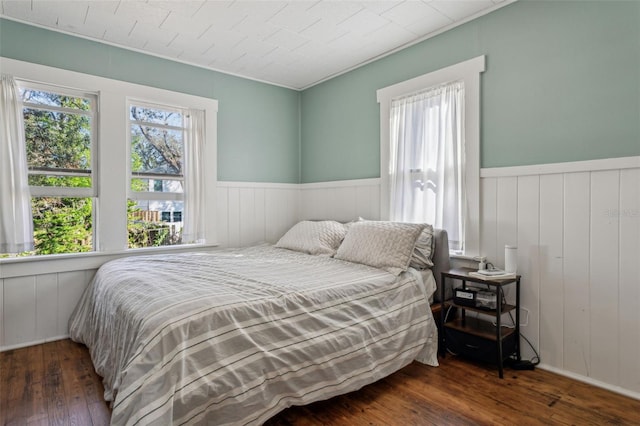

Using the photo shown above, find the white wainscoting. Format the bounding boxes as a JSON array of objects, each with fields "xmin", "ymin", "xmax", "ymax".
[
  {"xmin": 0, "ymin": 179, "xmax": 377, "ymax": 351},
  {"xmin": 299, "ymin": 178, "xmax": 381, "ymax": 222},
  {"xmin": 2, "ymin": 161, "xmax": 639, "ymax": 401},
  {"xmin": 481, "ymin": 158, "xmax": 640, "ymax": 398},
  {"xmin": 0, "ymin": 270, "xmax": 97, "ymax": 350},
  {"xmin": 215, "ymin": 182, "xmax": 300, "ymax": 247},
  {"xmin": 240, "ymin": 160, "xmax": 640, "ymax": 398},
  {"xmin": 214, "ymin": 179, "xmax": 382, "ymax": 245},
  {"xmin": 0, "ymin": 182, "xmax": 301, "ymax": 351}
]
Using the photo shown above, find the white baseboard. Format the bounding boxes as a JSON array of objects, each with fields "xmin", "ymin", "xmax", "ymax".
[
  {"xmin": 1, "ymin": 334, "xmax": 69, "ymax": 352},
  {"xmin": 538, "ymin": 363, "xmax": 640, "ymax": 401}
]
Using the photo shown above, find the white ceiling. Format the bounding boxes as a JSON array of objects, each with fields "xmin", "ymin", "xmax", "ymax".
[{"xmin": 1, "ymin": 0, "xmax": 512, "ymax": 90}]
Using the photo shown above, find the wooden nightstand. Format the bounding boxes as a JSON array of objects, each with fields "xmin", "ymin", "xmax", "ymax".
[{"xmin": 440, "ymin": 268, "xmax": 521, "ymax": 378}]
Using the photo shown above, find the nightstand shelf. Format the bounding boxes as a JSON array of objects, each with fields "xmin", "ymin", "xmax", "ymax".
[
  {"xmin": 446, "ymin": 301, "xmax": 517, "ymax": 316},
  {"xmin": 445, "ymin": 317, "xmax": 516, "ymax": 341},
  {"xmin": 440, "ymin": 267, "xmax": 521, "ymax": 378}
]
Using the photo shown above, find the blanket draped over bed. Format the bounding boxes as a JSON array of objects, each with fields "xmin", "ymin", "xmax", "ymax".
[{"xmin": 69, "ymin": 245, "xmax": 438, "ymax": 425}]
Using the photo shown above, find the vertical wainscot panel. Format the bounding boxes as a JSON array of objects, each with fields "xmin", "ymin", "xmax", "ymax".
[
  {"xmin": 589, "ymin": 170, "xmax": 620, "ymax": 385},
  {"xmin": 480, "ymin": 177, "xmax": 498, "ymax": 264},
  {"xmin": 35, "ymin": 274, "xmax": 58, "ymax": 341},
  {"xmin": 495, "ymin": 177, "xmax": 518, "ymax": 269},
  {"xmin": 355, "ymin": 184, "xmax": 381, "ymax": 220},
  {"xmin": 252, "ymin": 188, "xmax": 267, "ymax": 244},
  {"xmin": 326, "ymin": 187, "xmax": 358, "ymax": 222},
  {"xmin": 3, "ymin": 276, "xmax": 37, "ymax": 347},
  {"xmin": 516, "ymin": 175, "xmax": 540, "ymax": 361},
  {"xmin": 216, "ymin": 186, "xmax": 229, "ymax": 247},
  {"xmin": 226, "ymin": 188, "xmax": 241, "ymax": 248},
  {"xmin": 238, "ymin": 188, "xmax": 260, "ymax": 246},
  {"xmin": 57, "ymin": 271, "xmax": 91, "ymax": 337},
  {"xmin": 264, "ymin": 188, "xmax": 299, "ymax": 244},
  {"xmin": 299, "ymin": 188, "xmax": 329, "ymax": 220},
  {"xmin": 618, "ymin": 168, "xmax": 640, "ymax": 393},
  {"xmin": 563, "ymin": 172, "xmax": 591, "ymax": 377},
  {"xmin": 538, "ymin": 174, "xmax": 565, "ymax": 367}
]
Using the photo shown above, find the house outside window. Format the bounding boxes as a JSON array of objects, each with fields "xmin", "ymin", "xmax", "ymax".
[{"xmin": 128, "ymin": 102, "xmax": 186, "ymax": 248}]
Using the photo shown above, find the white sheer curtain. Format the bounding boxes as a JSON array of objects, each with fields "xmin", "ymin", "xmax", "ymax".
[
  {"xmin": 182, "ymin": 109, "xmax": 206, "ymax": 244},
  {"xmin": 389, "ymin": 80, "xmax": 465, "ymax": 251},
  {"xmin": 0, "ymin": 74, "xmax": 34, "ymax": 254}
]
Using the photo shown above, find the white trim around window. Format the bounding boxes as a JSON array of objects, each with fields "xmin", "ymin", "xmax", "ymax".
[
  {"xmin": 0, "ymin": 57, "xmax": 218, "ymax": 263},
  {"xmin": 377, "ymin": 55, "xmax": 485, "ymax": 257}
]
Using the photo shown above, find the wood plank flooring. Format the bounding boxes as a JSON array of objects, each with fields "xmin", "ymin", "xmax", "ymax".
[
  {"xmin": 1, "ymin": 339, "xmax": 638, "ymax": 425},
  {"xmin": 1, "ymin": 339, "xmax": 110, "ymax": 426}
]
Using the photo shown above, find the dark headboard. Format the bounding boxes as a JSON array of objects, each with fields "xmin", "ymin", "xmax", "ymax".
[{"xmin": 431, "ymin": 228, "xmax": 451, "ymax": 303}]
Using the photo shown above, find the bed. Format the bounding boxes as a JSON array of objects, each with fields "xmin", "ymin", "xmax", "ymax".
[{"xmin": 69, "ymin": 220, "xmax": 451, "ymax": 425}]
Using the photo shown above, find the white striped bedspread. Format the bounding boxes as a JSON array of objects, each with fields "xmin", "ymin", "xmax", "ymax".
[{"xmin": 69, "ymin": 245, "xmax": 438, "ymax": 425}]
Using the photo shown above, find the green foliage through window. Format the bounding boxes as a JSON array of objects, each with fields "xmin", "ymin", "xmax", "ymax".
[{"xmin": 32, "ymin": 197, "xmax": 93, "ymax": 255}]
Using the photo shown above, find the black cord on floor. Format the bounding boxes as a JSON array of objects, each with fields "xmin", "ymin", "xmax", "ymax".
[{"xmin": 503, "ymin": 291, "xmax": 540, "ymax": 366}]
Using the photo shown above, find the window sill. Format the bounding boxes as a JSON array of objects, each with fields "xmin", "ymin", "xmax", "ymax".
[
  {"xmin": 0, "ymin": 243, "xmax": 219, "ymax": 279},
  {"xmin": 449, "ymin": 252, "xmax": 482, "ymax": 270},
  {"xmin": 450, "ymin": 252, "xmax": 477, "ymax": 261}
]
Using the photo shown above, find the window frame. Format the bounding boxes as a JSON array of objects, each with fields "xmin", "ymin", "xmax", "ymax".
[
  {"xmin": 18, "ymin": 80, "xmax": 100, "ymax": 254},
  {"xmin": 19, "ymin": 81, "xmax": 99, "ymax": 200},
  {"xmin": 376, "ymin": 55, "xmax": 485, "ymax": 257},
  {"xmin": 0, "ymin": 56, "xmax": 218, "ymax": 270},
  {"xmin": 127, "ymin": 99, "xmax": 186, "ymax": 203}
]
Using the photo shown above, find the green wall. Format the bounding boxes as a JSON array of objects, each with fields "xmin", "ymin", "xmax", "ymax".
[
  {"xmin": 2, "ymin": 0, "xmax": 639, "ymax": 185},
  {"xmin": 300, "ymin": 0, "xmax": 640, "ymax": 182},
  {"xmin": 0, "ymin": 18, "xmax": 301, "ymax": 183}
]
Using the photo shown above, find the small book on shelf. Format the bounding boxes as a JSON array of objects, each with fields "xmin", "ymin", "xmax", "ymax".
[{"xmin": 468, "ymin": 269, "xmax": 516, "ymax": 280}]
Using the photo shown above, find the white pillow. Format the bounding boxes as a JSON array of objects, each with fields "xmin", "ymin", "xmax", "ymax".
[
  {"xmin": 275, "ymin": 220, "xmax": 347, "ymax": 256},
  {"xmin": 410, "ymin": 224, "xmax": 435, "ymax": 269},
  {"xmin": 354, "ymin": 217, "xmax": 435, "ymax": 270},
  {"xmin": 334, "ymin": 220, "xmax": 425, "ymax": 275}
]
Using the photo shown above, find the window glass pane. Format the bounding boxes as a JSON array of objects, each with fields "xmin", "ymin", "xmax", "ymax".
[
  {"xmin": 28, "ymin": 175, "xmax": 92, "ymax": 188},
  {"xmin": 32, "ymin": 197, "xmax": 93, "ymax": 255},
  {"xmin": 17, "ymin": 83, "xmax": 97, "ymax": 257},
  {"xmin": 128, "ymin": 200, "xmax": 183, "ymax": 248},
  {"xmin": 131, "ymin": 126, "xmax": 183, "ymax": 176},
  {"xmin": 24, "ymin": 108, "xmax": 92, "ymax": 171},
  {"xmin": 130, "ymin": 178, "xmax": 183, "ymax": 193},
  {"xmin": 21, "ymin": 89, "xmax": 91, "ymax": 111},
  {"xmin": 130, "ymin": 105, "xmax": 182, "ymax": 127}
]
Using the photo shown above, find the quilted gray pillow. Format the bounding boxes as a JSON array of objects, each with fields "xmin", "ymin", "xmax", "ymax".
[
  {"xmin": 410, "ymin": 224, "xmax": 435, "ymax": 269},
  {"xmin": 334, "ymin": 220, "xmax": 425, "ymax": 275},
  {"xmin": 275, "ymin": 220, "xmax": 347, "ymax": 256}
]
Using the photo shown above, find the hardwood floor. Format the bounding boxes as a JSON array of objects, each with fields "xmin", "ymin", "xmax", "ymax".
[
  {"xmin": 0, "ymin": 339, "xmax": 110, "ymax": 426},
  {"xmin": 1, "ymin": 339, "xmax": 638, "ymax": 425}
]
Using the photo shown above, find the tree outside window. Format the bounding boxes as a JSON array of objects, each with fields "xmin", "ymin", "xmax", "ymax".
[
  {"xmin": 128, "ymin": 103, "xmax": 186, "ymax": 248},
  {"xmin": 20, "ymin": 85, "xmax": 96, "ymax": 256},
  {"xmin": 5, "ymin": 84, "xmax": 188, "ymax": 256}
]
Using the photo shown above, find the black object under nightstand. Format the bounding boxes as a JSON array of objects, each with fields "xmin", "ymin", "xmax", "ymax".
[{"xmin": 440, "ymin": 268, "xmax": 521, "ymax": 378}]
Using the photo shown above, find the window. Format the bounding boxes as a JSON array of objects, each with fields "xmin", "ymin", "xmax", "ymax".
[
  {"xmin": 389, "ymin": 81, "xmax": 466, "ymax": 251},
  {"xmin": 128, "ymin": 102, "xmax": 186, "ymax": 248},
  {"xmin": 20, "ymin": 82, "xmax": 98, "ymax": 255},
  {"xmin": 1, "ymin": 57, "xmax": 218, "ymax": 264},
  {"xmin": 377, "ymin": 56, "xmax": 485, "ymax": 256}
]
